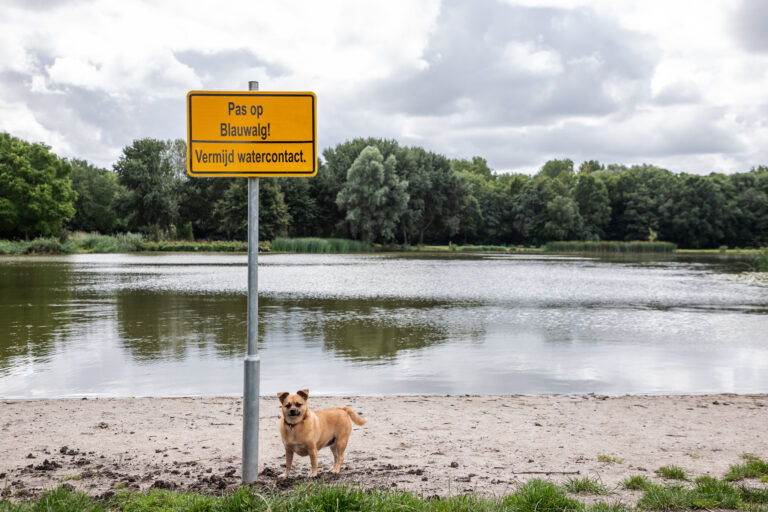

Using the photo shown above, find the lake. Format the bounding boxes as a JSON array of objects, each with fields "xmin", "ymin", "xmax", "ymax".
[{"xmin": 0, "ymin": 252, "xmax": 766, "ymax": 398}]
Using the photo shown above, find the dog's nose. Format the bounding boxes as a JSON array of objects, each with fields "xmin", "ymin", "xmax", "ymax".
[{"xmin": 288, "ymin": 409, "xmax": 300, "ymax": 416}]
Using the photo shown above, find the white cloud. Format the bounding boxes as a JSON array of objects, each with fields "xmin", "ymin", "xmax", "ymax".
[{"xmin": 501, "ymin": 42, "xmax": 563, "ymax": 76}]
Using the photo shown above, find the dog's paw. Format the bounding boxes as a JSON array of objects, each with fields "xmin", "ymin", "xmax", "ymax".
[{"xmin": 278, "ymin": 472, "xmax": 290, "ymax": 479}]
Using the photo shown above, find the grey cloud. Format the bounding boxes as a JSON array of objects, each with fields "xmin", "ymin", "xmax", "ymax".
[
  {"xmin": 175, "ymin": 49, "xmax": 289, "ymax": 90},
  {"xmin": 732, "ymin": 0, "xmax": 768, "ymax": 53},
  {"xmin": 1, "ymin": 45, "xmax": 187, "ymax": 167},
  {"xmin": 8, "ymin": 0, "xmax": 87, "ymax": 10},
  {"xmin": 364, "ymin": 0, "xmax": 658, "ymax": 126},
  {"xmin": 532, "ymin": 117, "xmax": 742, "ymax": 159},
  {"xmin": 396, "ymin": 105, "xmax": 745, "ymax": 174},
  {"xmin": 653, "ymin": 81, "xmax": 700, "ymax": 106}
]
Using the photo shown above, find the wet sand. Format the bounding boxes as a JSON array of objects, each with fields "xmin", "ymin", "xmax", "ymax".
[{"xmin": 1, "ymin": 394, "xmax": 766, "ymax": 502}]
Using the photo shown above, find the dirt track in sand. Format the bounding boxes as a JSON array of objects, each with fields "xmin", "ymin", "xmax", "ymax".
[{"xmin": 1, "ymin": 394, "xmax": 767, "ymax": 502}]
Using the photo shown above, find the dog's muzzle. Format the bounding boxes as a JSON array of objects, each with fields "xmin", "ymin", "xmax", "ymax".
[{"xmin": 288, "ymin": 409, "xmax": 300, "ymax": 417}]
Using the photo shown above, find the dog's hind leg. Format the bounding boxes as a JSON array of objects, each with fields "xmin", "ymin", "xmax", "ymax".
[{"xmin": 330, "ymin": 437, "xmax": 347, "ymax": 473}]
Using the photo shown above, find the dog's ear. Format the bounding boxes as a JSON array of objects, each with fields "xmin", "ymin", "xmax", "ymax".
[
  {"xmin": 277, "ymin": 392, "xmax": 289, "ymax": 403},
  {"xmin": 297, "ymin": 389, "xmax": 309, "ymax": 400}
]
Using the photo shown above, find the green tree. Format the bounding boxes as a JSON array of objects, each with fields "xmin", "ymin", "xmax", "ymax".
[
  {"xmin": 259, "ymin": 179, "xmax": 291, "ymax": 240},
  {"xmin": 213, "ymin": 179, "xmax": 290, "ymax": 241},
  {"xmin": 450, "ymin": 156, "xmax": 493, "ymax": 180},
  {"xmin": 573, "ymin": 173, "xmax": 611, "ymax": 239},
  {"xmin": 178, "ymin": 176, "xmax": 233, "ymax": 239},
  {"xmin": 660, "ymin": 174, "xmax": 728, "ymax": 248},
  {"xmin": 278, "ymin": 176, "xmax": 317, "ymax": 237},
  {"xmin": 579, "ymin": 160, "xmax": 604, "ymax": 173},
  {"xmin": 400, "ymin": 147, "xmax": 467, "ymax": 245},
  {"xmin": 512, "ymin": 177, "xmax": 558, "ymax": 245},
  {"xmin": 336, "ymin": 145, "xmax": 409, "ymax": 243},
  {"xmin": 542, "ymin": 195, "xmax": 585, "ymax": 241},
  {"xmin": 538, "ymin": 158, "xmax": 575, "ymax": 181},
  {"xmin": 163, "ymin": 139, "xmax": 188, "ymax": 179},
  {"xmin": 725, "ymin": 169, "xmax": 768, "ymax": 247},
  {"xmin": 0, "ymin": 133, "xmax": 76, "ymax": 239},
  {"xmin": 607, "ymin": 165, "xmax": 677, "ymax": 241},
  {"xmin": 317, "ymin": 138, "xmax": 405, "ymax": 238},
  {"xmin": 114, "ymin": 138, "xmax": 180, "ymax": 236},
  {"xmin": 68, "ymin": 159, "xmax": 124, "ymax": 233}
]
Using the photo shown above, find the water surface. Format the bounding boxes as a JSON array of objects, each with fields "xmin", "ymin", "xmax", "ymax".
[{"xmin": 1, "ymin": 253, "xmax": 766, "ymax": 397}]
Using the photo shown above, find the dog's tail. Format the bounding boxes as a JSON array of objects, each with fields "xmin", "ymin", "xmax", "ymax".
[{"xmin": 343, "ymin": 406, "xmax": 366, "ymax": 426}]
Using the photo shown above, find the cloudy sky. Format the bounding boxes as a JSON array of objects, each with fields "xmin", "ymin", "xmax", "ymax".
[{"xmin": 1, "ymin": 0, "xmax": 767, "ymax": 175}]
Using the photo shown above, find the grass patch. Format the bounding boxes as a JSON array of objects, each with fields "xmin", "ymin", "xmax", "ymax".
[
  {"xmin": 543, "ymin": 241, "xmax": 677, "ymax": 253},
  {"xmin": 1, "ymin": 481, "xmax": 609, "ymax": 512},
  {"xmin": 271, "ymin": 237, "xmax": 372, "ymax": 253},
  {"xmin": 637, "ymin": 476, "xmax": 767, "ymax": 511},
  {"xmin": 5, "ymin": 477, "xmax": 767, "ymax": 512},
  {"xmin": 725, "ymin": 455, "xmax": 768, "ymax": 481},
  {"xmin": 598, "ymin": 454, "xmax": 624, "ymax": 464},
  {"xmin": 656, "ymin": 465, "xmax": 689, "ymax": 481},
  {"xmin": 504, "ymin": 479, "xmax": 586, "ymax": 512},
  {"xmin": 564, "ymin": 477, "xmax": 612, "ymax": 495},
  {"xmin": 588, "ymin": 503, "xmax": 632, "ymax": 512},
  {"xmin": 637, "ymin": 484, "xmax": 689, "ymax": 511},
  {"xmin": 621, "ymin": 475, "xmax": 651, "ymax": 491},
  {"xmin": 0, "ymin": 485, "xmax": 104, "ymax": 511}
]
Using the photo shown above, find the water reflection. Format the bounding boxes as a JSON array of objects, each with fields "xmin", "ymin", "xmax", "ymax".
[
  {"xmin": 116, "ymin": 292, "xmax": 246, "ymax": 362},
  {"xmin": 262, "ymin": 297, "xmax": 475, "ymax": 363},
  {"xmin": 0, "ymin": 261, "xmax": 78, "ymax": 373}
]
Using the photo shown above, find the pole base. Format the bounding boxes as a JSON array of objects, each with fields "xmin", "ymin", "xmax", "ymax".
[{"xmin": 242, "ymin": 355, "xmax": 260, "ymax": 483}]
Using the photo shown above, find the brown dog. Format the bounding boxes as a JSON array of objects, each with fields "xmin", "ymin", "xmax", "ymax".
[{"xmin": 277, "ymin": 389, "xmax": 365, "ymax": 477}]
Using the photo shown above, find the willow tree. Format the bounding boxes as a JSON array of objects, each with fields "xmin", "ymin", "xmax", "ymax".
[{"xmin": 336, "ymin": 145, "xmax": 409, "ymax": 243}]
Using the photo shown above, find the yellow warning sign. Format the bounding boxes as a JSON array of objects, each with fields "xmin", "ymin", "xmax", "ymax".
[{"xmin": 186, "ymin": 91, "xmax": 316, "ymax": 177}]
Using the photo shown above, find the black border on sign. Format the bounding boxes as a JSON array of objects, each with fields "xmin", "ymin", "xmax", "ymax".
[{"xmin": 187, "ymin": 92, "xmax": 316, "ymax": 176}]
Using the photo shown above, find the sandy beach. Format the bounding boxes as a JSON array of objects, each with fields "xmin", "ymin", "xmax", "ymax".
[{"xmin": 1, "ymin": 394, "xmax": 766, "ymax": 503}]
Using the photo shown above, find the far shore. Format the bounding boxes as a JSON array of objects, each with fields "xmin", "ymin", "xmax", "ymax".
[{"xmin": 1, "ymin": 394, "xmax": 766, "ymax": 502}]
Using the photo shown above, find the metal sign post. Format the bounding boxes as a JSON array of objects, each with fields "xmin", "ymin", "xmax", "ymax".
[{"xmin": 242, "ymin": 80, "xmax": 260, "ymax": 484}]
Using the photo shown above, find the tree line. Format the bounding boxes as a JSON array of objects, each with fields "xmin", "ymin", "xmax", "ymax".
[{"xmin": 1, "ymin": 132, "xmax": 767, "ymax": 249}]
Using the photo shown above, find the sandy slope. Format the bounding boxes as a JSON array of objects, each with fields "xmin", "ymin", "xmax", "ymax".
[{"xmin": 1, "ymin": 394, "xmax": 766, "ymax": 503}]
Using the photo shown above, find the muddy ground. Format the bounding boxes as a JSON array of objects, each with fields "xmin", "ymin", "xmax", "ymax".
[{"xmin": 1, "ymin": 394, "xmax": 767, "ymax": 504}]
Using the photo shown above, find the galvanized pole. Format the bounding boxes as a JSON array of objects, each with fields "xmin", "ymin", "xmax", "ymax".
[{"xmin": 242, "ymin": 80, "xmax": 260, "ymax": 484}]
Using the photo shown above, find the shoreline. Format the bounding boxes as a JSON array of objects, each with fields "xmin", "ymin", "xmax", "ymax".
[{"xmin": 2, "ymin": 394, "xmax": 766, "ymax": 502}]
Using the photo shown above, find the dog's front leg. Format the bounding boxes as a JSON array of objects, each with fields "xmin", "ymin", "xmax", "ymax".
[
  {"xmin": 308, "ymin": 447, "xmax": 319, "ymax": 477},
  {"xmin": 281, "ymin": 448, "xmax": 294, "ymax": 478}
]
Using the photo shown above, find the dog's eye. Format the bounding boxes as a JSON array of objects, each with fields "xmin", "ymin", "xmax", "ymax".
[{"xmin": 295, "ymin": 403, "xmax": 303, "ymax": 407}]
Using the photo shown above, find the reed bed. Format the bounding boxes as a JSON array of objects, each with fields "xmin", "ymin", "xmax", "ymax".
[
  {"xmin": 543, "ymin": 241, "xmax": 677, "ymax": 253},
  {"xmin": 0, "ymin": 233, "xmax": 261, "ymax": 254},
  {"xmin": 137, "ymin": 240, "xmax": 252, "ymax": 252},
  {"xmin": 271, "ymin": 237, "xmax": 372, "ymax": 253},
  {"xmin": 0, "ymin": 233, "xmax": 145, "ymax": 255}
]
